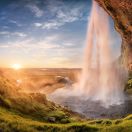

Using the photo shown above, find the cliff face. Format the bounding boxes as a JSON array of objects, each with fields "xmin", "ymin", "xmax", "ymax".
[{"xmin": 95, "ymin": 0, "xmax": 132, "ymax": 70}]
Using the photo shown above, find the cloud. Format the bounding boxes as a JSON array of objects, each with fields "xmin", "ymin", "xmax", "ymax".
[
  {"xmin": 2, "ymin": 26, "xmax": 9, "ymax": 29},
  {"xmin": 0, "ymin": 31, "xmax": 10, "ymax": 35},
  {"xmin": 0, "ymin": 31, "xmax": 27, "ymax": 37},
  {"xmin": 42, "ymin": 20, "xmax": 64, "ymax": 29},
  {"xmin": 26, "ymin": 4, "xmax": 43, "ymax": 17},
  {"xmin": 9, "ymin": 20, "xmax": 22, "ymax": 27},
  {"xmin": 35, "ymin": 9, "xmax": 83, "ymax": 29},
  {"xmin": 51, "ymin": 57, "xmax": 70, "ymax": 62},
  {"xmin": 0, "ymin": 34, "xmax": 81, "ymax": 52},
  {"xmin": 0, "ymin": 35, "xmax": 61, "ymax": 50},
  {"xmin": 34, "ymin": 23, "xmax": 43, "ymax": 27},
  {"xmin": 13, "ymin": 32, "xmax": 27, "ymax": 37},
  {"xmin": 0, "ymin": 33, "xmax": 83, "ymax": 67},
  {"xmin": 33, "ymin": 1, "xmax": 87, "ymax": 29}
]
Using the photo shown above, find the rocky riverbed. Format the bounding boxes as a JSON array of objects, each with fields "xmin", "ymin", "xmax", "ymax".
[{"xmin": 49, "ymin": 93, "xmax": 132, "ymax": 119}]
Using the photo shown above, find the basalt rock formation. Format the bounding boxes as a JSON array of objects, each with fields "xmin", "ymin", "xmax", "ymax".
[{"xmin": 95, "ymin": 0, "xmax": 132, "ymax": 71}]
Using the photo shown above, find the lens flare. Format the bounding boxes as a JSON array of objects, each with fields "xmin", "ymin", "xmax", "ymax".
[{"xmin": 11, "ymin": 64, "xmax": 22, "ymax": 70}]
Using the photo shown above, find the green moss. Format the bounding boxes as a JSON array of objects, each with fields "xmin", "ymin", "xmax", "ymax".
[
  {"xmin": 124, "ymin": 115, "xmax": 132, "ymax": 120},
  {"xmin": 0, "ymin": 106, "xmax": 132, "ymax": 132},
  {"xmin": 104, "ymin": 0, "xmax": 116, "ymax": 15},
  {"xmin": 114, "ymin": 119, "xmax": 123, "ymax": 124},
  {"xmin": 125, "ymin": 72, "xmax": 132, "ymax": 94}
]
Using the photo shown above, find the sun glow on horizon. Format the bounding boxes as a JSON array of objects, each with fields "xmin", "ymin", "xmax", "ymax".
[{"xmin": 11, "ymin": 64, "xmax": 22, "ymax": 70}]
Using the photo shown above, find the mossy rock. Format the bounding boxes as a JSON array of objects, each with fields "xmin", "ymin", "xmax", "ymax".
[
  {"xmin": 102, "ymin": 120, "xmax": 112, "ymax": 125},
  {"xmin": 114, "ymin": 119, "xmax": 122, "ymax": 124},
  {"xmin": 124, "ymin": 114, "xmax": 132, "ymax": 120}
]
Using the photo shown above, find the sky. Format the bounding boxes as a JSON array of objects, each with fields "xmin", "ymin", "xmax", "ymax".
[{"xmin": 0, "ymin": 0, "xmax": 121, "ymax": 68}]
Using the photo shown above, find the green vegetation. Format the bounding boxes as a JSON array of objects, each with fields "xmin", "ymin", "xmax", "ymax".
[
  {"xmin": 0, "ymin": 84, "xmax": 81, "ymax": 124},
  {"xmin": 0, "ymin": 106, "xmax": 131, "ymax": 132},
  {"xmin": 0, "ymin": 72, "xmax": 132, "ymax": 132},
  {"xmin": 125, "ymin": 71, "xmax": 132, "ymax": 94}
]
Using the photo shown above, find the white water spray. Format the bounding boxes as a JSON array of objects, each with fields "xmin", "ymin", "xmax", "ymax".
[{"xmin": 79, "ymin": 1, "xmax": 126, "ymax": 106}]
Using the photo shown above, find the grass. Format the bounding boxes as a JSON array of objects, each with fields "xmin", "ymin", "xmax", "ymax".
[
  {"xmin": 0, "ymin": 75, "xmax": 82, "ymax": 125},
  {"xmin": 1, "ymin": 94, "xmax": 81, "ymax": 124},
  {"xmin": 0, "ymin": 107, "xmax": 132, "ymax": 132},
  {"xmin": 0, "ymin": 70, "xmax": 132, "ymax": 131},
  {"xmin": 0, "ymin": 91, "xmax": 131, "ymax": 132}
]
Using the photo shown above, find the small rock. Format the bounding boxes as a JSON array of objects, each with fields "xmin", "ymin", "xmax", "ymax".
[
  {"xmin": 115, "ymin": 120, "xmax": 122, "ymax": 124},
  {"xmin": 65, "ymin": 116, "xmax": 69, "ymax": 118},
  {"xmin": 96, "ymin": 120, "xmax": 103, "ymax": 124},
  {"xmin": 48, "ymin": 117, "xmax": 56, "ymax": 122}
]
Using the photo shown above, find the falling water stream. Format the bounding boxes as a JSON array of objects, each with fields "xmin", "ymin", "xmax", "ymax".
[
  {"xmin": 79, "ymin": 1, "xmax": 125, "ymax": 106},
  {"xmin": 48, "ymin": 1, "xmax": 131, "ymax": 118}
]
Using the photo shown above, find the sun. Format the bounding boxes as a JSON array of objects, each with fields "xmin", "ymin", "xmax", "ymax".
[{"xmin": 11, "ymin": 64, "xmax": 22, "ymax": 70}]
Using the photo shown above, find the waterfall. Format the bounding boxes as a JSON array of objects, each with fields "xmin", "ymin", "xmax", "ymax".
[
  {"xmin": 49, "ymin": 0, "xmax": 127, "ymax": 108},
  {"xmin": 79, "ymin": 1, "xmax": 125, "ymax": 106}
]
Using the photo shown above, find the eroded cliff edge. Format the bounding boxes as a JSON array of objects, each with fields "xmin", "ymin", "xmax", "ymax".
[{"xmin": 95, "ymin": 0, "xmax": 132, "ymax": 70}]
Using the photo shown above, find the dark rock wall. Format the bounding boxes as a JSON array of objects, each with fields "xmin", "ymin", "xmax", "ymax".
[{"xmin": 95, "ymin": 0, "xmax": 132, "ymax": 70}]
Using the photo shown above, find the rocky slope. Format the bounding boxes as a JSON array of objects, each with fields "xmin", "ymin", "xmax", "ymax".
[{"xmin": 95, "ymin": 0, "xmax": 132, "ymax": 70}]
